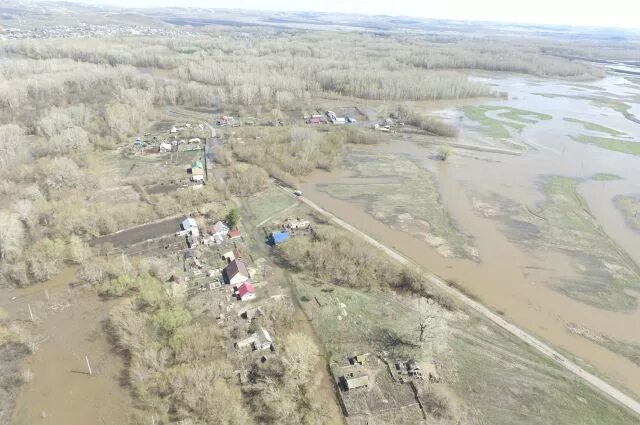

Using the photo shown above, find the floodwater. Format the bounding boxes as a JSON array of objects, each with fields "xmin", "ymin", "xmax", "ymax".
[
  {"xmin": 1, "ymin": 269, "xmax": 135, "ymax": 425},
  {"xmin": 302, "ymin": 74, "xmax": 640, "ymax": 397}
]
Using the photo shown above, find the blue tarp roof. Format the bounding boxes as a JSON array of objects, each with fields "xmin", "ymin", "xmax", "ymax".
[{"xmin": 271, "ymin": 231, "xmax": 290, "ymax": 244}]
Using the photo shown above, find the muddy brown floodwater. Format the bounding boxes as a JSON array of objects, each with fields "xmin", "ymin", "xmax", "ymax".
[
  {"xmin": 1, "ymin": 269, "xmax": 135, "ymax": 425},
  {"xmin": 302, "ymin": 74, "xmax": 640, "ymax": 398}
]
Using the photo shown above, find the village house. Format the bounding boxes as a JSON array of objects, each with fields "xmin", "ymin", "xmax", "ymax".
[
  {"xmin": 252, "ymin": 328, "xmax": 273, "ymax": 350},
  {"xmin": 159, "ymin": 141, "xmax": 172, "ymax": 152},
  {"xmin": 208, "ymin": 220, "xmax": 230, "ymax": 244},
  {"xmin": 235, "ymin": 327, "xmax": 273, "ymax": 351},
  {"xmin": 180, "ymin": 217, "xmax": 200, "ymax": 237},
  {"xmin": 236, "ymin": 282, "xmax": 256, "ymax": 301},
  {"xmin": 224, "ymin": 259, "xmax": 250, "ymax": 285},
  {"xmin": 227, "ymin": 227, "xmax": 241, "ymax": 239}
]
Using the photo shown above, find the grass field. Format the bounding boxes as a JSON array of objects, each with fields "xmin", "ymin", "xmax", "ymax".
[
  {"xmin": 463, "ymin": 105, "xmax": 552, "ymax": 138},
  {"xmin": 571, "ymin": 134, "xmax": 640, "ymax": 156},
  {"xmin": 291, "ymin": 277, "xmax": 638, "ymax": 425},
  {"xmin": 318, "ymin": 151, "xmax": 476, "ymax": 259},
  {"xmin": 591, "ymin": 173, "xmax": 623, "ymax": 181},
  {"xmin": 563, "ymin": 117, "xmax": 627, "ymax": 137}
]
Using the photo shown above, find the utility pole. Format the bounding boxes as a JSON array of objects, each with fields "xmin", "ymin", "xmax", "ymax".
[
  {"xmin": 85, "ymin": 355, "xmax": 93, "ymax": 376},
  {"xmin": 203, "ymin": 146, "xmax": 208, "ymax": 181},
  {"xmin": 28, "ymin": 304, "xmax": 34, "ymax": 322}
]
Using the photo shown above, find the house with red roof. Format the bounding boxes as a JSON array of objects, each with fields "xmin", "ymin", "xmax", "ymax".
[
  {"xmin": 236, "ymin": 282, "xmax": 256, "ymax": 301},
  {"xmin": 228, "ymin": 227, "xmax": 241, "ymax": 239}
]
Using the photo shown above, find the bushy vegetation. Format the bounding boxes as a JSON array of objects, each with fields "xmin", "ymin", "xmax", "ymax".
[
  {"xmin": 277, "ymin": 228, "xmax": 457, "ymax": 310},
  {"xmin": 398, "ymin": 106, "xmax": 459, "ymax": 137},
  {"xmin": 96, "ymin": 263, "xmax": 330, "ymax": 425},
  {"xmin": 231, "ymin": 126, "xmax": 343, "ymax": 187}
]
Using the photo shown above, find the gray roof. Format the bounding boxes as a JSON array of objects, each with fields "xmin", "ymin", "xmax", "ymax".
[{"xmin": 345, "ymin": 375, "xmax": 369, "ymax": 389}]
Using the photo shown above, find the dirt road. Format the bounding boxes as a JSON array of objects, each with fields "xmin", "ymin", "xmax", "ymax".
[{"xmin": 279, "ymin": 185, "xmax": 640, "ymax": 418}]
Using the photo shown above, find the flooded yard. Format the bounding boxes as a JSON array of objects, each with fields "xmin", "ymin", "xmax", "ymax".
[
  {"xmin": 301, "ymin": 73, "xmax": 640, "ymax": 397},
  {"xmin": 1, "ymin": 269, "xmax": 136, "ymax": 425}
]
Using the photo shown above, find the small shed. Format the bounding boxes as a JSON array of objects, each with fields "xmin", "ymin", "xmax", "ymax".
[
  {"xmin": 238, "ymin": 306, "xmax": 263, "ymax": 320},
  {"xmin": 223, "ymin": 250, "xmax": 236, "ymax": 262}
]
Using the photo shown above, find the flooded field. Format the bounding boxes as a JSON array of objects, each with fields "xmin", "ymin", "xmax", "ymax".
[
  {"xmin": 0, "ymin": 269, "xmax": 136, "ymax": 425},
  {"xmin": 302, "ymin": 73, "xmax": 640, "ymax": 397}
]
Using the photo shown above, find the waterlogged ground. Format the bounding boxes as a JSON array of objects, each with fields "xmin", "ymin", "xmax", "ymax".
[
  {"xmin": 317, "ymin": 151, "xmax": 477, "ymax": 259},
  {"xmin": 303, "ymin": 72, "xmax": 640, "ymax": 398}
]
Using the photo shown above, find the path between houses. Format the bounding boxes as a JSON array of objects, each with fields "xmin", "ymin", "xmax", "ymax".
[{"xmin": 276, "ymin": 184, "xmax": 640, "ymax": 418}]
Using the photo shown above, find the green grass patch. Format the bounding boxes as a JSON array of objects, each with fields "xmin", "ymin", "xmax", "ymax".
[
  {"xmin": 571, "ymin": 134, "xmax": 640, "ymax": 156},
  {"xmin": 563, "ymin": 117, "xmax": 627, "ymax": 137},
  {"xmin": 591, "ymin": 173, "xmax": 623, "ymax": 181},
  {"xmin": 240, "ymin": 185, "xmax": 297, "ymax": 228},
  {"xmin": 463, "ymin": 105, "xmax": 551, "ymax": 138},
  {"xmin": 614, "ymin": 195, "xmax": 640, "ymax": 233}
]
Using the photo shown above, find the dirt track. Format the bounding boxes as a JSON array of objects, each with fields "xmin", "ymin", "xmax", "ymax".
[{"xmin": 278, "ymin": 185, "xmax": 640, "ymax": 418}]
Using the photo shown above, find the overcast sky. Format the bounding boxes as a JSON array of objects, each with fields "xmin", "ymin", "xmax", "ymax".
[{"xmin": 75, "ymin": 0, "xmax": 640, "ymax": 29}]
